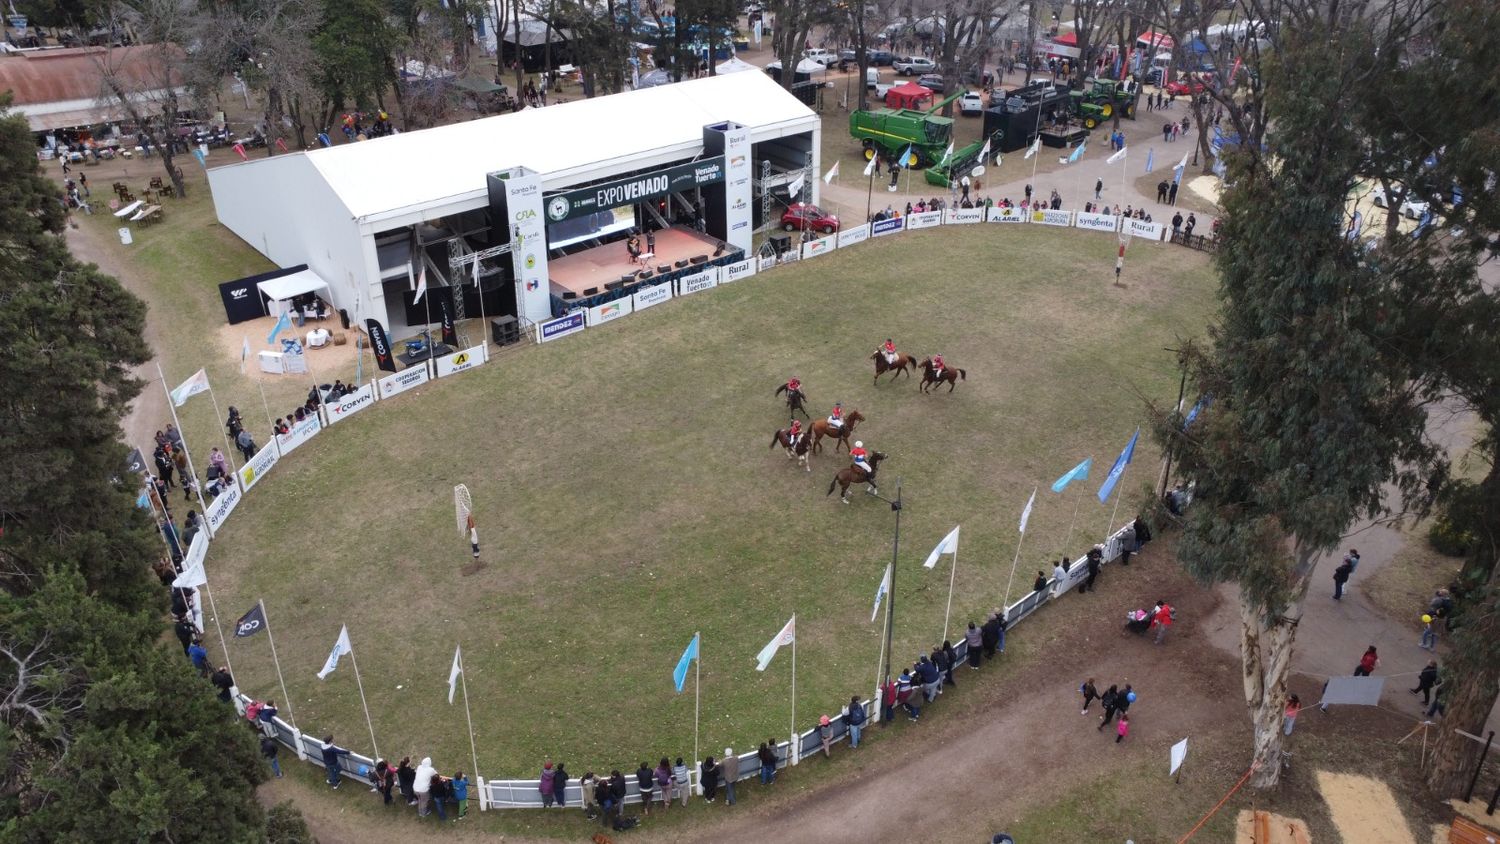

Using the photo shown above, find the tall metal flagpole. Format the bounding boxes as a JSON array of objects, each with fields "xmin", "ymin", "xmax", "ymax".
[
  {"xmin": 1062, "ymin": 460, "xmax": 1092, "ymax": 553},
  {"xmin": 156, "ymin": 363, "xmax": 217, "ymax": 535},
  {"xmin": 346, "ymin": 640, "xmax": 380, "ymax": 761},
  {"xmin": 254, "ymin": 381, "xmax": 276, "ymax": 433},
  {"xmin": 941, "ymin": 536, "xmax": 958, "ymax": 644},
  {"xmin": 201, "ymin": 583, "xmax": 234, "ymax": 678},
  {"xmin": 1105, "ymin": 462, "xmax": 1130, "ymax": 538},
  {"xmin": 458, "ymin": 647, "xmax": 481, "ymax": 803},
  {"xmin": 259, "ymin": 599, "xmax": 295, "ymax": 728},
  {"xmin": 1029, "ymin": 105, "xmax": 1043, "ymax": 191},
  {"xmin": 789, "ymin": 613, "xmax": 796, "ymax": 753},
  {"xmin": 873, "ymin": 580, "xmax": 888, "ymax": 721},
  {"xmin": 474, "ymin": 254, "xmax": 489, "ymax": 353},
  {"xmin": 693, "ymin": 632, "xmax": 701, "ymax": 785},
  {"xmin": 881, "ymin": 480, "xmax": 902, "ymax": 686},
  {"xmin": 203, "ymin": 381, "xmax": 239, "ymax": 475},
  {"xmin": 1003, "ymin": 517, "xmax": 1030, "ymax": 609}
]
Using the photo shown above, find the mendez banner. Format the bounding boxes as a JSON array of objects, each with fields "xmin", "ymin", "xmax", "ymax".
[
  {"xmin": 987, "ymin": 206, "xmax": 1027, "ymax": 223},
  {"xmin": 275, "ymin": 413, "xmax": 322, "ymax": 456},
  {"xmin": 237, "ymin": 441, "xmax": 281, "ymax": 492},
  {"xmin": 872, "ymin": 217, "xmax": 905, "ymax": 237},
  {"xmin": 539, "ymin": 312, "xmax": 585, "ymax": 343},
  {"xmin": 906, "ymin": 210, "xmax": 944, "ymax": 230},
  {"xmin": 324, "ymin": 383, "xmax": 376, "ymax": 426},
  {"xmin": 436, "ymin": 345, "xmax": 487, "ymax": 378},
  {"xmin": 1074, "ymin": 212, "xmax": 1121, "ymax": 233},
  {"xmin": 801, "ymin": 233, "xmax": 837, "ymax": 260},
  {"xmin": 378, "ymin": 364, "xmax": 430, "ymax": 399},
  {"xmin": 633, "ymin": 281, "xmax": 673, "ymax": 310},
  {"xmin": 544, "ymin": 157, "xmax": 726, "ymax": 221},
  {"xmin": 836, "ymin": 223, "xmax": 871, "ymax": 248},
  {"xmin": 204, "ymin": 478, "xmax": 242, "ymax": 533}
]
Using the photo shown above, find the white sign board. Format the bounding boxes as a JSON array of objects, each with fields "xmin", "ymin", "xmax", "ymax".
[
  {"xmin": 237, "ymin": 441, "xmax": 281, "ymax": 492},
  {"xmin": 987, "ymin": 206, "xmax": 1027, "ymax": 223},
  {"xmin": 324, "ymin": 383, "xmax": 376, "ymax": 426},
  {"xmin": 758, "ymin": 254, "xmax": 778, "ymax": 272},
  {"xmin": 677, "ymin": 270, "xmax": 718, "ymax": 296},
  {"xmin": 632, "ymin": 281, "xmax": 673, "ymax": 310},
  {"xmin": 275, "ymin": 413, "xmax": 322, "ymax": 457},
  {"xmin": 907, "ymin": 210, "xmax": 944, "ymax": 230},
  {"xmin": 1075, "ymin": 212, "xmax": 1121, "ymax": 233},
  {"xmin": 204, "ymin": 479, "xmax": 242, "ymax": 532},
  {"xmin": 944, "ymin": 208, "xmax": 985, "ymax": 225},
  {"xmin": 436, "ymin": 344, "xmax": 487, "ymax": 378},
  {"xmin": 720, "ymin": 258, "xmax": 756, "ymax": 284},
  {"xmin": 378, "ymin": 364, "xmax": 430, "ymax": 400},
  {"xmin": 1170, "ymin": 738, "xmax": 1188, "ymax": 776},
  {"xmin": 586, "ymin": 297, "xmax": 633, "ymax": 327},
  {"xmin": 836, "ymin": 223, "xmax": 871, "ymax": 248},
  {"xmin": 538, "ymin": 312, "xmax": 586, "ymax": 343},
  {"xmin": 871, "ymin": 217, "xmax": 906, "ymax": 238},
  {"xmin": 1031, "ymin": 209, "xmax": 1073, "ymax": 227},
  {"xmin": 801, "ymin": 233, "xmax": 837, "ymax": 260},
  {"xmin": 1126, "ymin": 219, "xmax": 1167, "ymax": 241}
]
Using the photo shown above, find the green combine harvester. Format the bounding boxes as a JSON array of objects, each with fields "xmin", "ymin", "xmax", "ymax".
[{"xmin": 849, "ymin": 90, "xmax": 966, "ymax": 169}]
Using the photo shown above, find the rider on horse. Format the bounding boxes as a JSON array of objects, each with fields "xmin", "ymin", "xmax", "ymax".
[
  {"xmin": 851, "ymin": 441, "xmax": 876, "ymax": 482},
  {"xmin": 931, "ymin": 353, "xmax": 946, "ymax": 379},
  {"xmin": 883, "ymin": 339, "xmax": 898, "ymax": 364},
  {"xmin": 788, "ymin": 419, "xmax": 804, "ymax": 449},
  {"xmin": 828, "ymin": 402, "xmax": 845, "ymax": 432},
  {"xmin": 786, "ymin": 376, "xmax": 802, "ymax": 398}
]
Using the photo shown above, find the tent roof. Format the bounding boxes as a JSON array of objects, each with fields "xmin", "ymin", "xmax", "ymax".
[
  {"xmin": 887, "ymin": 81, "xmax": 933, "ymax": 97},
  {"xmin": 257, "ymin": 268, "xmax": 331, "ymax": 302},
  {"xmin": 1054, "ymin": 30, "xmax": 1077, "ymax": 45},
  {"xmin": 1136, "ymin": 30, "xmax": 1174, "ymax": 50},
  {"xmin": 715, "ymin": 56, "xmax": 758, "ymax": 74},
  {"xmin": 221, "ymin": 70, "xmax": 818, "ymax": 222}
]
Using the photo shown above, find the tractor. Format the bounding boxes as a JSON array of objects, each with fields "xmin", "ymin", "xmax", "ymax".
[
  {"xmin": 1070, "ymin": 79, "xmax": 1140, "ymax": 126},
  {"xmin": 849, "ymin": 90, "xmax": 966, "ymax": 169}
]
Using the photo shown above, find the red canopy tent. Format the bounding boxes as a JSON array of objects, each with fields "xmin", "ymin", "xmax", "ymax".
[
  {"xmin": 885, "ymin": 81, "xmax": 935, "ymax": 109},
  {"xmin": 1054, "ymin": 30, "xmax": 1078, "ymax": 46},
  {"xmin": 1136, "ymin": 29, "xmax": 1174, "ymax": 50}
]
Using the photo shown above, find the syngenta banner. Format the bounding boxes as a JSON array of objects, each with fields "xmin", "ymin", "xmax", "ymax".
[{"xmin": 545, "ymin": 158, "xmax": 726, "ymax": 221}]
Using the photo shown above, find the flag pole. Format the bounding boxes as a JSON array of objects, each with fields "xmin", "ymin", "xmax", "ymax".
[
  {"xmin": 1003, "ymin": 522, "xmax": 1029, "ymax": 609},
  {"xmin": 873, "ymin": 592, "xmax": 888, "ymax": 722},
  {"xmin": 1061, "ymin": 458, "xmax": 1092, "ymax": 553},
  {"xmin": 693, "ymin": 631, "xmax": 701, "ymax": 781},
  {"xmin": 201, "ymin": 582, "xmax": 234, "ymax": 679},
  {"xmin": 459, "ymin": 647, "xmax": 481, "ymax": 800},
  {"xmin": 789, "ymin": 613, "xmax": 797, "ymax": 753},
  {"xmin": 941, "ymin": 539, "xmax": 958, "ymax": 644},
  {"xmin": 346, "ymin": 640, "xmax": 380, "ymax": 761},
  {"xmin": 255, "ymin": 381, "xmax": 276, "ymax": 433},
  {"xmin": 203, "ymin": 380, "xmax": 240, "ymax": 475},
  {"xmin": 156, "ymin": 363, "xmax": 217, "ymax": 534},
  {"xmin": 260, "ymin": 599, "xmax": 295, "ymax": 728},
  {"xmin": 1105, "ymin": 462, "xmax": 1129, "ymax": 538}
]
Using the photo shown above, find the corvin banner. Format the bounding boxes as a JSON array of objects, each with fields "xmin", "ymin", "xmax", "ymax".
[
  {"xmin": 365, "ymin": 319, "xmax": 398, "ymax": 373},
  {"xmin": 945, "ymin": 208, "xmax": 985, "ymax": 225},
  {"xmin": 545, "ymin": 157, "xmax": 726, "ymax": 222},
  {"xmin": 324, "ymin": 383, "xmax": 376, "ymax": 426}
]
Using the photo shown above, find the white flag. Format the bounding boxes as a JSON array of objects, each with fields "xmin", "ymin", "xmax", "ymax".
[
  {"xmin": 1019, "ymin": 487, "xmax": 1037, "ymax": 533},
  {"xmin": 823, "ymin": 161, "xmax": 840, "ymax": 184},
  {"xmin": 471, "ymin": 255, "xmax": 481, "ymax": 287},
  {"xmin": 871, "ymin": 563, "xmax": 892, "ymax": 622},
  {"xmin": 979, "ymin": 138, "xmax": 991, "ymax": 161},
  {"xmin": 317, "ymin": 625, "xmax": 353, "ymax": 680},
  {"xmin": 240, "ymin": 336, "xmax": 251, "ymax": 374},
  {"xmin": 172, "ymin": 531, "xmax": 209, "ymax": 589},
  {"xmin": 448, "ymin": 645, "xmax": 462, "ymax": 704},
  {"xmin": 170, "ymin": 369, "xmax": 211, "ymax": 406},
  {"xmin": 413, "ymin": 263, "xmax": 427, "ymax": 304},
  {"xmin": 941, "ymin": 140, "xmax": 954, "ymax": 163},
  {"xmin": 922, "ymin": 525, "xmax": 960, "ymax": 569},
  {"xmin": 788, "ymin": 172, "xmax": 805, "ymax": 200},
  {"xmin": 755, "ymin": 616, "xmax": 796, "ymax": 671},
  {"xmin": 1108, "ymin": 145, "xmax": 1127, "ymax": 164},
  {"xmin": 863, "ymin": 155, "xmax": 877, "ymax": 177},
  {"xmin": 1024, "ymin": 136, "xmax": 1041, "ymax": 159},
  {"xmin": 1174, "ymin": 151, "xmax": 1190, "ymax": 174}
]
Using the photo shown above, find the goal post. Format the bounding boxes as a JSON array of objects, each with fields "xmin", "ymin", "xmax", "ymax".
[{"xmin": 454, "ymin": 484, "xmax": 472, "ymax": 538}]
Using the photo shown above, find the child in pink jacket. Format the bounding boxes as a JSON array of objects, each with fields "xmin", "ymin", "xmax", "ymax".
[{"xmin": 1116, "ymin": 713, "xmax": 1130, "ymax": 743}]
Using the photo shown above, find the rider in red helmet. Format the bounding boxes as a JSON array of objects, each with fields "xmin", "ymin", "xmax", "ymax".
[
  {"xmin": 788, "ymin": 419, "xmax": 804, "ymax": 448},
  {"xmin": 882, "ymin": 339, "xmax": 897, "ymax": 365},
  {"xmin": 931, "ymin": 353, "xmax": 946, "ymax": 379}
]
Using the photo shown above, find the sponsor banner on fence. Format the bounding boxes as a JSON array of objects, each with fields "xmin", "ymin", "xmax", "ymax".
[
  {"xmin": 204, "ymin": 478, "xmax": 241, "ymax": 532},
  {"xmin": 1126, "ymin": 218, "xmax": 1167, "ymax": 241},
  {"xmin": 944, "ymin": 208, "xmax": 985, "ymax": 225},
  {"xmin": 720, "ymin": 258, "xmax": 756, "ymax": 284},
  {"xmin": 1031, "ymin": 208, "xmax": 1073, "ymax": 227},
  {"xmin": 758, "ymin": 254, "xmax": 778, "ymax": 272},
  {"xmin": 538, "ymin": 312, "xmax": 585, "ymax": 343},
  {"xmin": 801, "ymin": 233, "xmax": 837, "ymax": 260},
  {"xmin": 378, "ymin": 364, "xmax": 429, "ymax": 399},
  {"xmin": 1074, "ymin": 212, "xmax": 1121, "ymax": 233},
  {"xmin": 632, "ymin": 281, "xmax": 673, "ymax": 310},
  {"xmin": 836, "ymin": 223, "xmax": 871, "ymax": 248},
  {"xmin": 677, "ymin": 269, "xmax": 719, "ymax": 296},
  {"xmin": 987, "ymin": 206, "xmax": 1027, "ymax": 223},
  {"xmin": 436, "ymin": 345, "xmax": 487, "ymax": 378},
  {"xmin": 907, "ymin": 210, "xmax": 944, "ymax": 230},
  {"xmin": 325, "ymin": 383, "xmax": 376, "ymax": 426},
  {"xmin": 586, "ymin": 298, "xmax": 633, "ymax": 327},
  {"xmin": 872, "ymin": 217, "xmax": 905, "ymax": 237},
  {"xmin": 237, "ymin": 441, "xmax": 281, "ymax": 492},
  {"xmin": 275, "ymin": 412, "xmax": 322, "ymax": 456}
]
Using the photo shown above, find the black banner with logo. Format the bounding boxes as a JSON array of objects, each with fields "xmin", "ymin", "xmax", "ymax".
[
  {"xmin": 365, "ymin": 318, "xmax": 398, "ymax": 372},
  {"xmin": 544, "ymin": 157, "xmax": 726, "ymax": 222},
  {"xmin": 436, "ymin": 292, "xmax": 458, "ymax": 348}
]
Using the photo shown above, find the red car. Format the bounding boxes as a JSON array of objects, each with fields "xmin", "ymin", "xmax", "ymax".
[
  {"xmin": 782, "ymin": 203, "xmax": 840, "ymax": 234},
  {"xmin": 1164, "ymin": 74, "xmax": 1212, "ymax": 96}
]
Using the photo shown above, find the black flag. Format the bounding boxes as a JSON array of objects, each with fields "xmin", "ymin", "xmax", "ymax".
[
  {"xmin": 234, "ymin": 602, "xmax": 267, "ymax": 638},
  {"xmin": 436, "ymin": 291, "xmax": 458, "ymax": 348},
  {"xmin": 365, "ymin": 318, "xmax": 397, "ymax": 373}
]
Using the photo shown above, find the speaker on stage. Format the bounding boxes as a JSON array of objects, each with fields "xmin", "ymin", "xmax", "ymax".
[
  {"xmin": 490, "ymin": 315, "xmax": 520, "ymax": 346},
  {"xmin": 689, "ymin": 254, "xmax": 708, "ymax": 265},
  {"xmin": 769, "ymin": 233, "xmax": 791, "ymax": 255},
  {"xmin": 713, "ymin": 241, "xmax": 726, "ymax": 257}
]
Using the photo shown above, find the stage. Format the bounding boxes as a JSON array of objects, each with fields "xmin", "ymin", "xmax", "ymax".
[{"xmin": 548, "ymin": 226, "xmax": 724, "ymax": 300}]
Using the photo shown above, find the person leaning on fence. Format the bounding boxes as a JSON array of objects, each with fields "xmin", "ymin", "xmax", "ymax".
[
  {"xmin": 965, "ymin": 622, "xmax": 983, "ymax": 669},
  {"xmin": 757, "ymin": 742, "xmax": 777, "ymax": 784},
  {"xmin": 654, "ymin": 758, "xmax": 673, "ymax": 808},
  {"xmin": 580, "ymin": 771, "xmax": 599, "ymax": 818},
  {"xmin": 551, "ymin": 762, "xmax": 569, "ymax": 807},
  {"xmin": 428, "ymin": 770, "xmax": 449, "ymax": 821},
  {"xmin": 1033, "ymin": 571, "xmax": 1049, "ymax": 597},
  {"xmin": 846, "ymin": 697, "xmax": 867, "ymax": 748},
  {"xmin": 896, "ymin": 667, "xmax": 921, "ymax": 720},
  {"xmin": 608, "ymin": 770, "xmax": 628, "ymax": 824},
  {"xmin": 539, "ymin": 761, "xmax": 557, "ymax": 808},
  {"xmin": 321, "ymin": 736, "xmax": 352, "ymax": 789},
  {"xmin": 673, "ymin": 757, "xmax": 690, "ymax": 805},
  {"xmin": 818, "ymin": 716, "xmax": 834, "ymax": 758},
  {"xmin": 397, "ymin": 756, "xmax": 417, "ymax": 804},
  {"xmin": 940, "ymin": 640, "xmax": 958, "ymax": 688},
  {"xmin": 635, "ymin": 762, "xmax": 654, "ymax": 815},
  {"xmin": 413, "ymin": 757, "xmax": 437, "ymax": 815},
  {"xmin": 452, "ymin": 771, "xmax": 469, "ymax": 819},
  {"xmin": 373, "ymin": 758, "xmax": 394, "ymax": 804},
  {"xmin": 701, "ymin": 755, "xmax": 721, "ymax": 801},
  {"xmin": 721, "ymin": 748, "xmax": 740, "ymax": 804}
]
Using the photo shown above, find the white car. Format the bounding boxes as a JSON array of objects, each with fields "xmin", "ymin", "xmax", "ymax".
[
  {"xmin": 894, "ymin": 56, "xmax": 937, "ymax": 75},
  {"xmin": 958, "ymin": 91, "xmax": 984, "ymax": 115},
  {"xmin": 1371, "ymin": 185, "xmax": 1430, "ymax": 219},
  {"xmin": 803, "ymin": 48, "xmax": 837, "ymax": 66}
]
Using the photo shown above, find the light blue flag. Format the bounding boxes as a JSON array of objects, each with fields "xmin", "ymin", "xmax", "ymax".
[
  {"xmin": 673, "ymin": 632, "xmax": 699, "ymax": 693},
  {"xmin": 1067, "ymin": 139, "xmax": 1087, "ymax": 164},
  {"xmin": 1096, "ymin": 428, "xmax": 1140, "ymax": 503},
  {"xmin": 267, "ymin": 310, "xmax": 292, "ymax": 344},
  {"xmin": 899, "ymin": 144, "xmax": 915, "ymax": 169},
  {"xmin": 136, "ymin": 490, "xmax": 151, "ymax": 509},
  {"xmin": 1050, "ymin": 458, "xmax": 1093, "ymax": 493},
  {"xmin": 1184, "ymin": 395, "xmax": 1211, "ymax": 428},
  {"xmin": 192, "ymin": 148, "xmax": 207, "ymax": 168},
  {"xmin": 1144, "ymin": 148, "xmax": 1155, "ymax": 173}
]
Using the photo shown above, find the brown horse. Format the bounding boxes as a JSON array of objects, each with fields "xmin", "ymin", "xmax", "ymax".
[
  {"xmin": 769, "ymin": 427, "xmax": 813, "ymax": 472},
  {"xmin": 826, "ymin": 451, "xmax": 888, "ymax": 503},
  {"xmin": 919, "ymin": 358, "xmax": 967, "ymax": 393},
  {"xmin": 774, "ymin": 383, "xmax": 810, "ymax": 419},
  {"xmin": 810, "ymin": 409, "xmax": 866, "ymax": 453},
  {"xmin": 871, "ymin": 351, "xmax": 917, "ymax": 384}
]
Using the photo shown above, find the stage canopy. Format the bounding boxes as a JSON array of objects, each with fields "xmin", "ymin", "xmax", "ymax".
[{"xmin": 257, "ymin": 268, "xmax": 331, "ymax": 303}]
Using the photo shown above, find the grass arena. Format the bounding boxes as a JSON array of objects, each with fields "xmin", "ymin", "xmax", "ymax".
[{"xmin": 206, "ymin": 224, "xmax": 1216, "ymax": 780}]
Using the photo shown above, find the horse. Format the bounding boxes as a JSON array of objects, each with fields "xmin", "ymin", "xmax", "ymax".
[
  {"xmin": 919, "ymin": 357, "xmax": 967, "ymax": 393},
  {"xmin": 810, "ymin": 409, "xmax": 866, "ymax": 453},
  {"xmin": 774, "ymin": 383, "xmax": 810, "ymax": 419},
  {"xmin": 871, "ymin": 351, "xmax": 917, "ymax": 385},
  {"xmin": 826, "ymin": 451, "xmax": 888, "ymax": 503},
  {"xmin": 769, "ymin": 427, "xmax": 812, "ymax": 472}
]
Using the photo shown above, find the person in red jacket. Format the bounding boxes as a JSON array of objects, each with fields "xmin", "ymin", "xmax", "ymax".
[
  {"xmin": 931, "ymin": 353, "xmax": 946, "ymax": 379},
  {"xmin": 787, "ymin": 419, "xmax": 804, "ymax": 449},
  {"xmin": 850, "ymin": 440, "xmax": 874, "ymax": 480},
  {"xmin": 882, "ymin": 339, "xmax": 897, "ymax": 364},
  {"xmin": 1151, "ymin": 600, "xmax": 1173, "ymax": 644}
]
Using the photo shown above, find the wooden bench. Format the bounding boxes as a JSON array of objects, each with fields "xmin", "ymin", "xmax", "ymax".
[{"xmin": 1451, "ymin": 816, "xmax": 1499, "ymax": 844}]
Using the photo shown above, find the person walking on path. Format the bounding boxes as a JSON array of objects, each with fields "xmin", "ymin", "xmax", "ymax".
[
  {"xmin": 1411, "ymin": 660, "xmax": 1439, "ymax": 705},
  {"xmin": 1097, "ymin": 684, "xmax": 1120, "ymax": 730},
  {"xmin": 1116, "ymin": 712, "xmax": 1131, "ymax": 743},
  {"xmin": 1353, "ymin": 645, "xmax": 1380, "ymax": 676},
  {"xmin": 1419, "ymin": 613, "xmax": 1439, "ymax": 650},
  {"xmin": 1094, "ymin": 178, "xmax": 1103, "ymax": 199},
  {"xmin": 1157, "ymin": 180, "xmax": 1169, "ymax": 203},
  {"xmin": 540, "ymin": 761, "xmax": 557, "ymax": 808},
  {"xmin": 701, "ymin": 755, "xmax": 720, "ymax": 802},
  {"xmin": 1080, "ymin": 678, "xmax": 1099, "ymax": 714},
  {"xmin": 1168, "ymin": 181, "xmax": 1179, "ymax": 205},
  {"xmin": 261, "ymin": 735, "xmax": 282, "ymax": 778},
  {"xmin": 1151, "ymin": 602, "xmax": 1174, "ymax": 644},
  {"xmin": 721, "ymin": 748, "xmax": 740, "ymax": 804},
  {"xmin": 1283, "ymin": 694, "xmax": 1301, "ymax": 735},
  {"xmin": 1425, "ymin": 669, "xmax": 1448, "ymax": 717},
  {"xmin": 1332, "ymin": 556, "xmax": 1353, "ymax": 600}
]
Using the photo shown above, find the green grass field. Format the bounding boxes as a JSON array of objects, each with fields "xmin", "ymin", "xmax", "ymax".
[{"xmin": 199, "ymin": 225, "xmax": 1215, "ymax": 779}]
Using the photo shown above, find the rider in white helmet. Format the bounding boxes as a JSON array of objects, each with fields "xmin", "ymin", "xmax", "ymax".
[{"xmin": 850, "ymin": 440, "xmax": 874, "ymax": 479}]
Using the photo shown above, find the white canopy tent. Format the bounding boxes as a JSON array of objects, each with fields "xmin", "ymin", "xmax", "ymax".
[
  {"xmin": 257, "ymin": 269, "xmax": 332, "ymax": 316},
  {"xmin": 715, "ymin": 56, "xmax": 759, "ymax": 74}
]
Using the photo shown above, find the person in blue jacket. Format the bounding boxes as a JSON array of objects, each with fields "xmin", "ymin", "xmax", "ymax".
[{"xmin": 321, "ymin": 736, "xmax": 352, "ymax": 788}]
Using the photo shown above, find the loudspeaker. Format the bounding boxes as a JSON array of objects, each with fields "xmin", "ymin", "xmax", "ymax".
[
  {"xmin": 769, "ymin": 233, "xmax": 791, "ymax": 254},
  {"xmin": 689, "ymin": 254, "xmax": 708, "ymax": 265},
  {"xmin": 338, "ymin": 308, "xmax": 351, "ymax": 329},
  {"xmin": 657, "ymin": 264, "xmax": 671, "ymax": 274},
  {"xmin": 490, "ymin": 315, "xmax": 520, "ymax": 346},
  {"xmin": 674, "ymin": 259, "xmax": 689, "ymax": 268},
  {"xmin": 583, "ymin": 286, "xmax": 599, "ymax": 296},
  {"xmin": 713, "ymin": 241, "xmax": 726, "ymax": 257},
  {"xmin": 562, "ymin": 291, "xmax": 577, "ymax": 300},
  {"xmin": 605, "ymin": 280, "xmax": 623, "ymax": 291}
]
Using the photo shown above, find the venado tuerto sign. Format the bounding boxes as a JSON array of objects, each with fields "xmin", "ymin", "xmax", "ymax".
[{"xmin": 545, "ymin": 157, "xmax": 726, "ymax": 221}]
